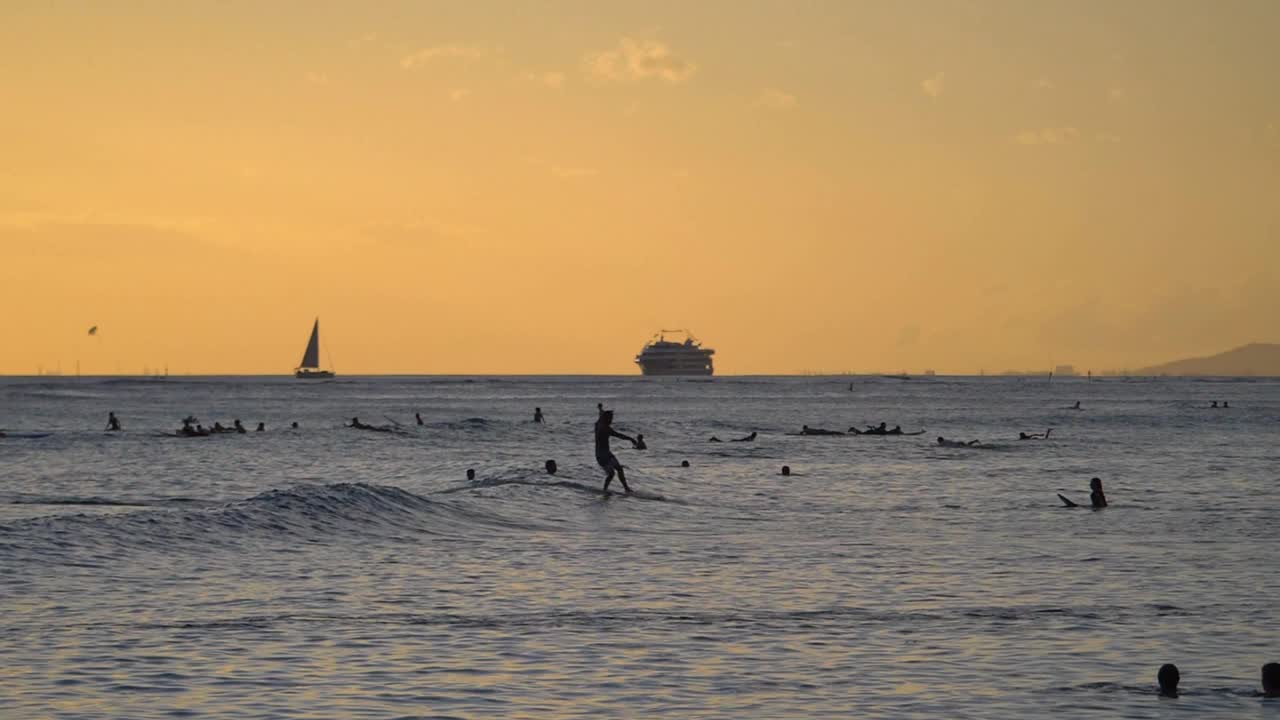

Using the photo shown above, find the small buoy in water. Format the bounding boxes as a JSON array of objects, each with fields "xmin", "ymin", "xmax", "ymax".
[
  {"xmin": 545, "ymin": 459, "xmax": 558, "ymax": 475},
  {"xmin": 680, "ymin": 460, "xmax": 690, "ymax": 468},
  {"xmin": 780, "ymin": 465, "xmax": 791, "ymax": 476},
  {"xmin": 466, "ymin": 468, "xmax": 476, "ymax": 481}
]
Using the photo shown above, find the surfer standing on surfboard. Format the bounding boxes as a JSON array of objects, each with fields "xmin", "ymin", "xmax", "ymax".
[{"xmin": 595, "ymin": 409, "xmax": 637, "ymax": 495}]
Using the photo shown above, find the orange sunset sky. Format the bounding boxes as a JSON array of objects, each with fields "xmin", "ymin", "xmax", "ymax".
[{"xmin": 2, "ymin": 1, "xmax": 1277, "ymax": 374}]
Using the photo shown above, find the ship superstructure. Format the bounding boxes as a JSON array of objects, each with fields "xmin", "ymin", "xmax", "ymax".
[{"xmin": 635, "ymin": 330, "xmax": 715, "ymax": 376}]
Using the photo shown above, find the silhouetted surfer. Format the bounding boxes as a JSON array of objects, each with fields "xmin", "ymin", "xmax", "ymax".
[
  {"xmin": 1069, "ymin": 401, "xmax": 1082, "ymax": 410},
  {"xmin": 937, "ymin": 436, "xmax": 979, "ymax": 447},
  {"xmin": 1223, "ymin": 401, "xmax": 1230, "ymax": 409},
  {"xmin": 545, "ymin": 459, "xmax": 558, "ymax": 475},
  {"xmin": 1211, "ymin": 401, "xmax": 1218, "ymax": 408},
  {"xmin": 709, "ymin": 436, "xmax": 723, "ymax": 442},
  {"xmin": 255, "ymin": 422, "xmax": 265, "ymax": 432},
  {"xmin": 801, "ymin": 425, "xmax": 844, "ymax": 436},
  {"xmin": 290, "ymin": 421, "xmax": 299, "ymax": 429},
  {"xmin": 1262, "ymin": 662, "xmax": 1280, "ymax": 697},
  {"xmin": 234, "ymin": 419, "xmax": 246, "ymax": 434},
  {"xmin": 416, "ymin": 412, "xmax": 424, "ymax": 426},
  {"xmin": 633, "ymin": 433, "xmax": 647, "ymax": 450},
  {"xmin": 1058, "ymin": 477, "xmax": 1107, "ymax": 508},
  {"xmin": 731, "ymin": 431, "xmax": 757, "ymax": 442},
  {"xmin": 105, "ymin": 412, "xmax": 121, "ymax": 431},
  {"xmin": 534, "ymin": 407, "xmax": 544, "ymax": 423},
  {"xmin": 595, "ymin": 410, "xmax": 635, "ymax": 495},
  {"xmin": 349, "ymin": 417, "xmax": 372, "ymax": 430},
  {"xmin": 1019, "ymin": 429, "xmax": 1051, "ymax": 440},
  {"xmin": 1157, "ymin": 664, "xmax": 1180, "ymax": 698}
]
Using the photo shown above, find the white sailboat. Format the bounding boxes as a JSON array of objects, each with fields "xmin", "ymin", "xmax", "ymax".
[{"xmin": 295, "ymin": 318, "xmax": 335, "ymax": 379}]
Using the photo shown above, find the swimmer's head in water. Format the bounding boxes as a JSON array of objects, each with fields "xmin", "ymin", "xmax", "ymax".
[
  {"xmin": 937, "ymin": 437, "xmax": 945, "ymax": 444},
  {"xmin": 545, "ymin": 459, "xmax": 557, "ymax": 475},
  {"xmin": 1263, "ymin": 662, "xmax": 1280, "ymax": 697},
  {"xmin": 466, "ymin": 468, "xmax": 476, "ymax": 481},
  {"xmin": 780, "ymin": 465, "xmax": 791, "ymax": 476},
  {"xmin": 681, "ymin": 460, "xmax": 690, "ymax": 468},
  {"xmin": 1090, "ymin": 477, "xmax": 1103, "ymax": 492},
  {"xmin": 1157, "ymin": 664, "xmax": 1180, "ymax": 697}
]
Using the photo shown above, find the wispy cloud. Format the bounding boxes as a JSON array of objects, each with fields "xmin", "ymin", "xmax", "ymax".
[
  {"xmin": 921, "ymin": 72, "xmax": 945, "ymax": 98},
  {"xmin": 1013, "ymin": 127, "xmax": 1080, "ymax": 145},
  {"xmin": 584, "ymin": 37, "xmax": 697, "ymax": 84},
  {"xmin": 754, "ymin": 88, "xmax": 797, "ymax": 111},
  {"xmin": 523, "ymin": 70, "xmax": 566, "ymax": 89},
  {"xmin": 401, "ymin": 44, "xmax": 490, "ymax": 70},
  {"xmin": 346, "ymin": 32, "xmax": 379, "ymax": 50},
  {"xmin": 551, "ymin": 165, "xmax": 599, "ymax": 178}
]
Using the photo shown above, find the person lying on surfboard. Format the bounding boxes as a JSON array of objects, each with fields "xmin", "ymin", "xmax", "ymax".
[
  {"xmin": 1018, "ymin": 429, "xmax": 1052, "ymax": 440},
  {"xmin": 1058, "ymin": 477, "xmax": 1107, "ymax": 508},
  {"xmin": 800, "ymin": 425, "xmax": 844, "ymax": 436},
  {"xmin": 595, "ymin": 410, "xmax": 636, "ymax": 495},
  {"xmin": 937, "ymin": 436, "xmax": 980, "ymax": 447},
  {"xmin": 730, "ymin": 431, "xmax": 757, "ymax": 442}
]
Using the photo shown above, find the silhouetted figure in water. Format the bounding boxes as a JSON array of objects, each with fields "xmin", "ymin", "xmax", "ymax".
[
  {"xmin": 1223, "ymin": 401, "xmax": 1230, "ymax": 409},
  {"xmin": 633, "ymin": 434, "xmax": 647, "ymax": 450},
  {"xmin": 105, "ymin": 412, "xmax": 121, "ymax": 431},
  {"xmin": 255, "ymin": 422, "xmax": 265, "ymax": 432},
  {"xmin": 416, "ymin": 412, "xmax": 424, "ymax": 426},
  {"xmin": 1089, "ymin": 477, "xmax": 1107, "ymax": 508},
  {"xmin": 1211, "ymin": 401, "xmax": 1219, "ymax": 408},
  {"xmin": 1058, "ymin": 477, "xmax": 1107, "ymax": 508},
  {"xmin": 1070, "ymin": 401, "xmax": 1082, "ymax": 410},
  {"xmin": 780, "ymin": 465, "xmax": 791, "ymax": 477},
  {"xmin": 234, "ymin": 419, "xmax": 246, "ymax": 434},
  {"xmin": 680, "ymin": 460, "xmax": 690, "ymax": 468},
  {"xmin": 534, "ymin": 407, "xmax": 544, "ymax": 423},
  {"xmin": 1157, "ymin": 664, "xmax": 1180, "ymax": 698},
  {"xmin": 731, "ymin": 431, "xmax": 757, "ymax": 442},
  {"xmin": 349, "ymin": 417, "xmax": 371, "ymax": 430},
  {"xmin": 595, "ymin": 410, "xmax": 635, "ymax": 494},
  {"xmin": 1019, "ymin": 429, "xmax": 1052, "ymax": 440},
  {"xmin": 887, "ymin": 425, "xmax": 903, "ymax": 435},
  {"xmin": 709, "ymin": 436, "xmax": 723, "ymax": 442},
  {"xmin": 801, "ymin": 425, "xmax": 844, "ymax": 436},
  {"xmin": 466, "ymin": 468, "xmax": 476, "ymax": 481},
  {"xmin": 291, "ymin": 421, "xmax": 299, "ymax": 429},
  {"xmin": 213, "ymin": 421, "xmax": 227, "ymax": 433},
  {"xmin": 1262, "ymin": 662, "xmax": 1280, "ymax": 697},
  {"xmin": 544, "ymin": 459, "xmax": 557, "ymax": 476},
  {"xmin": 937, "ymin": 436, "xmax": 979, "ymax": 447}
]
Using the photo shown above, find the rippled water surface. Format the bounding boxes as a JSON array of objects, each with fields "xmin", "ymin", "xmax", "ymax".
[{"xmin": 2, "ymin": 375, "xmax": 1278, "ymax": 718}]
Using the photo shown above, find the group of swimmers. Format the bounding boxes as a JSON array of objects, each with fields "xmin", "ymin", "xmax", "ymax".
[
  {"xmin": 177, "ymin": 417, "xmax": 287, "ymax": 436},
  {"xmin": 1158, "ymin": 662, "xmax": 1279, "ymax": 699},
  {"xmin": 798, "ymin": 423, "xmax": 921, "ymax": 436},
  {"xmin": 1209, "ymin": 401, "xmax": 1231, "ymax": 408}
]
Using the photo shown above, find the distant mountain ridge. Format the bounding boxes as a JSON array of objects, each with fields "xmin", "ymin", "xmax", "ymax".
[{"xmin": 1137, "ymin": 343, "xmax": 1280, "ymax": 376}]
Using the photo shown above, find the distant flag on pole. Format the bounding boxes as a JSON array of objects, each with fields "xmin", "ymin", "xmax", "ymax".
[{"xmin": 87, "ymin": 326, "xmax": 98, "ymax": 336}]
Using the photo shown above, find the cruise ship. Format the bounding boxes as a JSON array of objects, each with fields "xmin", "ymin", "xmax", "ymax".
[{"xmin": 635, "ymin": 330, "xmax": 715, "ymax": 376}]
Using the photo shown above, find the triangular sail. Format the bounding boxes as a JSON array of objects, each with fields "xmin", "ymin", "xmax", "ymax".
[{"xmin": 299, "ymin": 319, "xmax": 321, "ymax": 369}]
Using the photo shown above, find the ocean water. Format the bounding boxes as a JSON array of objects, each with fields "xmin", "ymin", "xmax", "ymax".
[{"xmin": 2, "ymin": 375, "xmax": 1278, "ymax": 718}]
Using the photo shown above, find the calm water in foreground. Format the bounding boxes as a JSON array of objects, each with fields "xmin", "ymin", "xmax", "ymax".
[{"xmin": 2, "ymin": 375, "xmax": 1278, "ymax": 718}]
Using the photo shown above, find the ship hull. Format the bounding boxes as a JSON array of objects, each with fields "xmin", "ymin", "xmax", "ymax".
[
  {"xmin": 637, "ymin": 364, "xmax": 714, "ymax": 377},
  {"xmin": 295, "ymin": 369, "xmax": 335, "ymax": 379}
]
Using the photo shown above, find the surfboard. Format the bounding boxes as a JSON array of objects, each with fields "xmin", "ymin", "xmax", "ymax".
[
  {"xmin": 1057, "ymin": 493, "xmax": 1078, "ymax": 507},
  {"xmin": 1, "ymin": 432, "xmax": 50, "ymax": 439}
]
